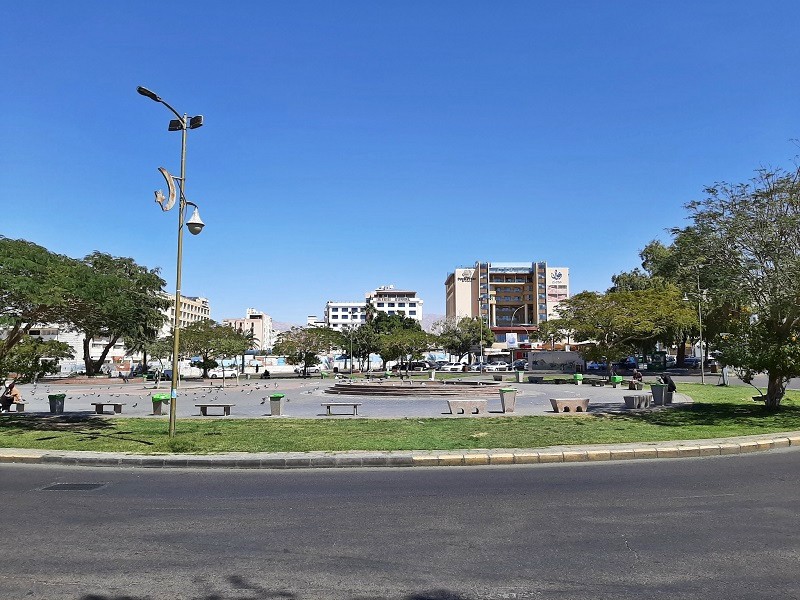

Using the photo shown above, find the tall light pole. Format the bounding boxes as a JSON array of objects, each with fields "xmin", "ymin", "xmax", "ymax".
[
  {"xmin": 683, "ymin": 266, "xmax": 706, "ymax": 386},
  {"xmin": 137, "ymin": 85, "xmax": 205, "ymax": 438}
]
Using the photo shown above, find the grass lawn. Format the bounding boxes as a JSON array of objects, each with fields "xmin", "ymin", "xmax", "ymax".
[{"xmin": 1, "ymin": 384, "xmax": 799, "ymax": 455}]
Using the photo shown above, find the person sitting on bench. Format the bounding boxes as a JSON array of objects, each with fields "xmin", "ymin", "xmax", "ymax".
[{"xmin": 1, "ymin": 383, "xmax": 23, "ymax": 413}]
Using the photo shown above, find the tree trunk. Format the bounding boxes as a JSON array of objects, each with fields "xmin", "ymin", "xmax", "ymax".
[{"xmin": 765, "ymin": 373, "xmax": 787, "ymax": 409}]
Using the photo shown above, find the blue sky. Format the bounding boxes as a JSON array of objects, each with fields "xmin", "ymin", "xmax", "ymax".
[{"xmin": 3, "ymin": 1, "xmax": 800, "ymax": 325}]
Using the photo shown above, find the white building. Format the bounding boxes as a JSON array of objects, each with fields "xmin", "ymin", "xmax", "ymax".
[
  {"xmin": 158, "ymin": 293, "xmax": 211, "ymax": 336},
  {"xmin": 325, "ymin": 285, "xmax": 424, "ymax": 331}
]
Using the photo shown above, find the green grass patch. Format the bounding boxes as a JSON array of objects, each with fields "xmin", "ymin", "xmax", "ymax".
[{"xmin": 1, "ymin": 384, "xmax": 799, "ymax": 454}]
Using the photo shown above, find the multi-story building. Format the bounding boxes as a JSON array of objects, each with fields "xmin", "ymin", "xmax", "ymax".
[
  {"xmin": 158, "ymin": 293, "xmax": 211, "ymax": 336},
  {"xmin": 324, "ymin": 285, "xmax": 424, "ymax": 331},
  {"xmin": 222, "ymin": 308, "xmax": 275, "ymax": 353},
  {"xmin": 445, "ymin": 261, "xmax": 569, "ymax": 327}
]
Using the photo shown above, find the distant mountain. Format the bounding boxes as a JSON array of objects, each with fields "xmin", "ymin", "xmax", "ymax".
[
  {"xmin": 422, "ymin": 313, "xmax": 445, "ymax": 332},
  {"xmin": 272, "ymin": 320, "xmax": 303, "ymax": 332}
]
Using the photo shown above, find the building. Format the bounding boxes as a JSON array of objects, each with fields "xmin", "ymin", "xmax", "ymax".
[
  {"xmin": 158, "ymin": 292, "xmax": 211, "ymax": 336},
  {"xmin": 324, "ymin": 285, "xmax": 425, "ymax": 331},
  {"xmin": 445, "ymin": 262, "xmax": 569, "ymax": 326},
  {"xmin": 222, "ymin": 308, "xmax": 275, "ymax": 352}
]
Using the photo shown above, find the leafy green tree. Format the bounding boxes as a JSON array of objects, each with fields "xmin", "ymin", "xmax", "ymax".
[
  {"xmin": 0, "ymin": 337, "xmax": 74, "ymax": 384},
  {"xmin": 70, "ymin": 252, "xmax": 168, "ymax": 376},
  {"xmin": 378, "ymin": 329, "xmax": 433, "ymax": 374},
  {"xmin": 433, "ymin": 316, "xmax": 492, "ymax": 363},
  {"xmin": 180, "ymin": 320, "xmax": 243, "ymax": 378},
  {"xmin": 273, "ymin": 326, "xmax": 338, "ymax": 376},
  {"xmin": 337, "ymin": 325, "xmax": 381, "ymax": 371},
  {"xmin": 0, "ymin": 238, "xmax": 83, "ymax": 365},
  {"xmin": 678, "ymin": 166, "xmax": 800, "ymax": 407},
  {"xmin": 553, "ymin": 288, "xmax": 695, "ymax": 369}
]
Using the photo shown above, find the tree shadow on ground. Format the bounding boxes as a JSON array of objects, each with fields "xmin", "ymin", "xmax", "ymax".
[
  {"xmin": 0, "ymin": 414, "xmax": 155, "ymax": 446},
  {"xmin": 79, "ymin": 573, "xmax": 475, "ymax": 599},
  {"xmin": 611, "ymin": 401, "xmax": 800, "ymax": 429}
]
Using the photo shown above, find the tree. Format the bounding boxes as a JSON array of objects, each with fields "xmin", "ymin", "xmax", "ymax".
[
  {"xmin": 273, "ymin": 326, "xmax": 338, "ymax": 376},
  {"xmin": 552, "ymin": 288, "xmax": 696, "ymax": 368},
  {"xmin": 69, "ymin": 252, "xmax": 169, "ymax": 376},
  {"xmin": 180, "ymin": 320, "xmax": 245, "ymax": 378},
  {"xmin": 0, "ymin": 337, "xmax": 74, "ymax": 385},
  {"xmin": 338, "ymin": 325, "xmax": 380, "ymax": 371},
  {"xmin": 378, "ymin": 329, "xmax": 433, "ymax": 375},
  {"xmin": 432, "ymin": 316, "xmax": 493, "ymax": 363},
  {"xmin": 0, "ymin": 238, "xmax": 83, "ymax": 365},
  {"xmin": 679, "ymin": 166, "xmax": 800, "ymax": 407}
]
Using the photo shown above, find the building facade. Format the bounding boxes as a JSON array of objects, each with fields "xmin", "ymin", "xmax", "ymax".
[
  {"xmin": 222, "ymin": 308, "xmax": 275, "ymax": 353},
  {"xmin": 158, "ymin": 292, "xmax": 211, "ymax": 336},
  {"xmin": 445, "ymin": 261, "xmax": 570, "ymax": 327},
  {"xmin": 324, "ymin": 285, "xmax": 424, "ymax": 331}
]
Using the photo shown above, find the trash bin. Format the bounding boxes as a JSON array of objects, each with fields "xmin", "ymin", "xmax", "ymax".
[
  {"xmin": 573, "ymin": 373, "xmax": 584, "ymax": 385},
  {"xmin": 515, "ymin": 370, "xmax": 524, "ymax": 383},
  {"xmin": 650, "ymin": 384, "xmax": 667, "ymax": 405},
  {"xmin": 151, "ymin": 393, "xmax": 170, "ymax": 415},
  {"xmin": 269, "ymin": 393, "xmax": 285, "ymax": 416},
  {"xmin": 499, "ymin": 388, "xmax": 518, "ymax": 413},
  {"xmin": 321, "ymin": 372, "xmax": 328, "ymax": 379},
  {"xmin": 610, "ymin": 375, "xmax": 623, "ymax": 384},
  {"xmin": 48, "ymin": 394, "xmax": 66, "ymax": 414}
]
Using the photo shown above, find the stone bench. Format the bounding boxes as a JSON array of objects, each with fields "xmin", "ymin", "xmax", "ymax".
[
  {"xmin": 528, "ymin": 376, "xmax": 544, "ymax": 384},
  {"xmin": 447, "ymin": 399, "xmax": 488, "ymax": 415},
  {"xmin": 91, "ymin": 402, "xmax": 126, "ymax": 414},
  {"xmin": 550, "ymin": 398, "xmax": 590, "ymax": 413},
  {"xmin": 321, "ymin": 402, "xmax": 362, "ymax": 416},
  {"xmin": 195, "ymin": 403, "xmax": 235, "ymax": 416},
  {"xmin": 627, "ymin": 381, "xmax": 644, "ymax": 390},
  {"xmin": 623, "ymin": 394, "xmax": 652, "ymax": 409},
  {"xmin": 7, "ymin": 401, "xmax": 26, "ymax": 412}
]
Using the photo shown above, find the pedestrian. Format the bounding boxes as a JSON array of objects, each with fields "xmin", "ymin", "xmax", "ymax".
[
  {"xmin": 661, "ymin": 373, "xmax": 677, "ymax": 393},
  {"xmin": 1, "ymin": 382, "xmax": 23, "ymax": 412},
  {"xmin": 632, "ymin": 369, "xmax": 643, "ymax": 382}
]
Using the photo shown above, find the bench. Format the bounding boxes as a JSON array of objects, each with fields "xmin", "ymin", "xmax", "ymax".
[
  {"xmin": 195, "ymin": 403, "xmax": 235, "ymax": 416},
  {"xmin": 447, "ymin": 399, "xmax": 488, "ymax": 415},
  {"xmin": 627, "ymin": 381, "xmax": 644, "ymax": 390},
  {"xmin": 528, "ymin": 376, "xmax": 544, "ymax": 384},
  {"xmin": 321, "ymin": 402, "xmax": 362, "ymax": 416},
  {"xmin": 550, "ymin": 398, "xmax": 590, "ymax": 413},
  {"xmin": 91, "ymin": 402, "xmax": 126, "ymax": 414},
  {"xmin": 7, "ymin": 401, "xmax": 26, "ymax": 412},
  {"xmin": 623, "ymin": 394, "xmax": 652, "ymax": 409}
]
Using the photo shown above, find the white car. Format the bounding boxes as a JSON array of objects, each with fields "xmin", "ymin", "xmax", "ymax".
[
  {"xmin": 294, "ymin": 365, "xmax": 321, "ymax": 374},
  {"xmin": 438, "ymin": 362, "xmax": 465, "ymax": 372},
  {"xmin": 485, "ymin": 361, "xmax": 509, "ymax": 371},
  {"xmin": 208, "ymin": 367, "xmax": 238, "ymax": 379}
]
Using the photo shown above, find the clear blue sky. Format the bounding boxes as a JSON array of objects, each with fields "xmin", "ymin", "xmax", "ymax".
[{"xmin": 3, "ymin": 1, "xmax": 799, "ymax": 325}]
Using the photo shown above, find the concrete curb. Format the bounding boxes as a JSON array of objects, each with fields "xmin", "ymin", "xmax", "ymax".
[{"xmin": 1, "ymin": 431, "xmax": 799, "ymax": 469}]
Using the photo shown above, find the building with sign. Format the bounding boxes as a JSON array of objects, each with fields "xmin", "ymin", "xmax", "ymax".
[{"xmin": 445, "ymin": 262, "xmax": 569, "ymax": 326}]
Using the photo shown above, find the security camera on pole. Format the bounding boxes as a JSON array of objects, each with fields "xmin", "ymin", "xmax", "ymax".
[{"xmin": 137, "ymin": 85, "xmax": 205, "ymax": 438}]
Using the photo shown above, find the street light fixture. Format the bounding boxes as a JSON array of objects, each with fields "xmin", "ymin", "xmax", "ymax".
[{"xmin": 137, "ymin": 85, "xmax": 205, "ymax": 438}]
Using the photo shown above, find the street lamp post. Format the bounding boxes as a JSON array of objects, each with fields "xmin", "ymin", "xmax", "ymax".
[
  {"xmin": 683, "ymin": 267, "xmax": 707, "ymax": 386},
  {"xmin": 137, "ymin": 85, "xmax": 205, "ymax": 438}
]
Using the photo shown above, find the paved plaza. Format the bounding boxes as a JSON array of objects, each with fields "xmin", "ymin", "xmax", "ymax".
[{"xmin": 4, "ymin": 374, "xmax": 691, "ymax": 419}]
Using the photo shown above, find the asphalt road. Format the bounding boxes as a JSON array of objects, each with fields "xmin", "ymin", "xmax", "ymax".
[{"xmin": 2, "ymin": 451, "xmax": 799, "ymax": 600}]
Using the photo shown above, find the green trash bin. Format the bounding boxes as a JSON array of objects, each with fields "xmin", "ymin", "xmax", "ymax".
[
  {"xmin": 573, "ymin": 373, "xmax": 584, "ymax": 385},
  {"xmin": 48, "ymin": 394, "xmax": 66, "ymax": 414},
  {"xmin": 151, "ymin": 393, "xmax": 170, "ymax": 415},
  {"xmin": 269, "ymin": 393, "xmax": 285, "ymax": 416}
]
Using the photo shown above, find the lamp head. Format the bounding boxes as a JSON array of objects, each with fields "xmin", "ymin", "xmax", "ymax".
[
  {"xmin": 186, "ymin": 206, "xmax": 205, "ymax": 235},
  {"xmin": 136, "ymin": 86, "xmax": 161, "ymax": 102}
]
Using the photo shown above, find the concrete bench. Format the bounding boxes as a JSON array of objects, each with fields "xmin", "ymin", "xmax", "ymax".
[
  {"xmin": 550, "ymin": 398, "xmax": 590, "ymax": 413},
  {"xmin": 321, "ymin": 402, "xmax": 362, "ymax": 416},
  {"xmin": 528, "ymin": 376, "xmax": 544, "ymax": 384},
  {"xmin": 7, "ymin": 401, "xmax": 26, "ymax": 412},
  {"xmin": 91, "ymin": 402, "xmax": 126, "ymax": 414},
  {"xmin": 623, "ymin": 394, "xmax": 652, "ymax": 409},
  {"xmin": 195, "ymin": 403, "xmax": 235, "ymax": 416},
  {"xmin": 447, "ymin": 399, "xmax": 488, "ymax": 415}
]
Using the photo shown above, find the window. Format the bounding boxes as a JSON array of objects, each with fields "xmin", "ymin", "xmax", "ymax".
[
  {"xmin": 331, "ymin": 307, "xmax": 338, "ymax": 312},
  {"xmin": 409, "ymin": 310, "xmax": 417, "ymax": 315},
  {"xmin": 409, "ymin": 303, "xmax": 416, "ymax": 307},
  {"xmin": 388, "ymin": 311, "xmax": 395, "ymax": 315},
  {"xmin": 341, "ymin": 315, "xmax": 348, "ymax": 319},
  {"xmin": 398, "ymin": 303, "xmax": 405, "ymax": 307},
  {"xmin": 388, "ymin": 303, "xmax": 395, "ymax": 307},
  {"xmin": 377, "ymin": 303, "xmax": 384, "ymax": 307}
]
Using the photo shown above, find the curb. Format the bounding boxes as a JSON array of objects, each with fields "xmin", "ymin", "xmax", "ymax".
[{"xmin": 1, "ymin": 431, "xmax": 799, "ymax": 470}]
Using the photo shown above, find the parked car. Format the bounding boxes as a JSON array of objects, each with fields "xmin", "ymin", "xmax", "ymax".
[
  {"xmin": 683, "ymin": 356, "xmax": 700, "ymax": 368},
  {"xmin": 408, "ymin": 361, "xmax": 435, "ymax": 371},
  {"xmin": 145, "ymin": 369, "xmax": 171, "ymax": 381},
  {"xmin": 208, "ymin": 367, "xmax": 238, "ymax": 378},
  {"xmin": 512, "ymin": 359, "xmax": 528, "ymax": 371},
  {"xmin": 614, "ymin": 357, "xmax": 638, "ymax": 370},
  {"xmin": 586, "ymin": 361, "xmax": 607, "ymax": 371},
  {"xmin": 469, "ymin": 362, "xmax": 489, "ymax": 371},
  {"xmin": 485, "ymin": 361, "xmax": 509, "ymax": 371},
  {"xmin": 666, "ymin": 355, "xmax": 677, "ymax": 367},
  {"xmin": 294, "ymin": 365, "xmax": 321, "ymax": 374},
  {"xmin": 439, "ymin": 362, "xmax": 466, "ymax": 372}
]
